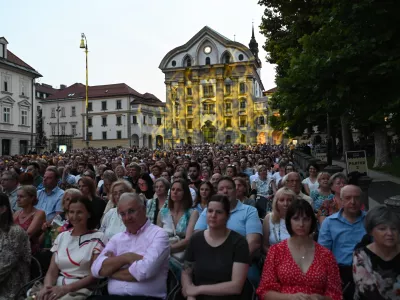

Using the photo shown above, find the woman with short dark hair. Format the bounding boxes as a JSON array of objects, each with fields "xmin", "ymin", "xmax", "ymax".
[
  {"xmin": 0, "ymin": 192, "xmax": 30, "ymax": 299},
  {"xmin": 257, "ymin": 200, "xmax": 342, "ymax": 300},
  {"xmin": 182, "ymin": 194, "xmax": 250, "ymax": 299},
  {"xmin": 353, "ymin": 205, "xmax": 400, "ymax": 300},
  {"xmin": 36, "ymin": 196, "xmax": 107, "ymax": 300}
]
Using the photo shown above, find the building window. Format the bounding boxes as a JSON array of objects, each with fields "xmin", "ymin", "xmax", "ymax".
[
  {"xmin": 143, "ymin": 116, "xmax": 146, "ymax": 124},
  {"xmin": 225, "ymin": 84, "xmax": 231, "ymax": 95},
  {"xmin": 224, "ymin": 54, "xmax": 230, "ymax": 64},
  {"xmin": 61, "ymin": 107, "xmax": 65, "ymax": 117},
  {"xmin": 185, "ymin": 57, "xmax": 192, "ymax": 67},
  {"xmin": 157, "ymin": 117, "xmax": 162, "ymax": 125},
  {"xmin": 88, "ymin": 102, "xmax": 93, "ymax": 111},
  {"xmin": 102, "ymin": 116, "xmax": 107, "ymax": 126},
  {"xmin": 71, "ymin": 106, "xmax": 76, "ymax": 117},
  {"xmin": 3, "ymin": 74, "xmax": 11, "ymax": 92},
  {"xmin": 117, "ymin": 131, "xmax": 122, "ymax": 139},
  {"xmin": 116, "ymin": 116, "xmax": 122, "ymax": 126},
  {"xmin": 238, "ymin": 54, "xmax": 244, "ymax": 61},
  {"xmin": 203, "ymin": 85, "xmax": 213, "ymax": 97},
  {"xmin": 20, "ymin": 79, "xmax": 27, "ymax": 96},
  {"xmin": 226, "ymin": 135, "xmax": 232, "ymax": 144},
  {"xmin": 175, "ymin": 104, "xmax": 180, "ymax": 115},
  {"xmin": 88, "ymin": 132, "xmax": 92, "ymax": 140},
  {"xmin": 43, "ymin": 94, "xmax": 47, "ymax": 99},
  {"xmin": 205, "ymin": 57, "xmax": 211, "ymax": 65},
  {"xmin": 51, "ymin": 125, "xmax": 56, "ymax": 136},
  {"xmin": 187, "ymin": 137, "xmax": 192, "ymax": 145},
  {"xmin": 132, "ymin": 115, "xmax": 137, "ymax": 124},
  {"xmin": 116, "ymin": 100, "xmax": 122, "ymax": 109},
  {"xmin": 61, "ymin": 125, "xmax": 66, "ymax": 135},
  {"xmin": 36, "ymin": 91, "xmax": 40, "ymax": 98},
  {"xmin": 240, "ymin": 116, "xmax": 247, "ymax": 127},
  {"xmin": 101, "ymin": 101, "xmax": 107, "ymax": 110},
  {"xmin": 187, "ymin": 120, "xmax": 193, "ymax": 129},
  {"xmin": 175, "ymin": 121, "xmax": 179, "ymax": 129},
  {"xmin": 226, "ymin": 118, "xmax": 232, "ymax": 128},
  {"xmin": 259, "ymin": 116, "xmax": 265, "ymax": 125},
  {"xmin": 172, "ymin": 60, "xmax": 176, "ymax": 67},
  {"xmin": 240, "ymin": 100, "xmax": 247, "ymax": 110},
  {"xmin": 21, "ymin": 110, "xmax": 28, "ymax": 125},
  {"xmin": 102, "ymin": 131, "xmax": 107, "ymax": 140},
  {"xmin": 187, "ymin": 87, "xmax": 192, "ymax": 96},
  {"xmin": 240, "ymin": 82, "xmax": 246, "ymax": 94},
  {"xmin": 241, "ymin": 134, "xmax": 246, "ymax": 143},
  {"xmin": 3, "ymin": 107, "xmax": 10, "ymax": 123},
  {"xmin": 51, "ymin": 108, "xmax": 56, "ymax": 118},
  {"xmin": 187, "ymin": 105, "xmax": 193, "ymax": 115},
  {"xmin": 148, "ymin": 116, "xmax": 152, "ymax": 125},
  {"xmin": 88, "ymin": 118, "xmax": 92, "ymax": 127},
  {"xmin": 203, "ymin": 103, "xmax": 215, "ymax": 115},
  {"xmin": 71, "ymin": 124, "xmax": 77, "ymax": 136},
  {"xmin": 225, "ymin": 102, "xmax": 232, "ymax": 113}
]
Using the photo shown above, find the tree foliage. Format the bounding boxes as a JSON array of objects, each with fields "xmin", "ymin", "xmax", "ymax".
[{"xmin": 260, "ymin": 0, "xmax": 400, "ymax": 166}]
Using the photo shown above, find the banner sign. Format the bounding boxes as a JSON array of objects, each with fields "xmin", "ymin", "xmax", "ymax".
[{"xmin": 345, "ymin": 150, "xmax": 368, "ymax": 175}]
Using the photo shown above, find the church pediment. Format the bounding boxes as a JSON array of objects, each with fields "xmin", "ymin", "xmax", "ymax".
[{"xmin": 159, "ymin": 26, "xmax": 254, "ymax": 69}]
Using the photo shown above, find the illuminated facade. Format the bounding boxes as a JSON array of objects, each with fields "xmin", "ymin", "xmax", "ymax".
[{"xmin": 159, "ymin": 26, "xmax": 274, "ymax": 147}]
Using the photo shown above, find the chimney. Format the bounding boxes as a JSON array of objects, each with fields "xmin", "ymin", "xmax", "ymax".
[{"xmin": 60, "ymin": 84, "xmax": 67, "ymax": 90}]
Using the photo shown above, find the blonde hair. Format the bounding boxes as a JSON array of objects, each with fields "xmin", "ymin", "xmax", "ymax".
[
  {"xmin": 110, "ymin": 180, "xmax": 134, "ymax": 204},
  {"xmin": 62, "ymin": 188, "xmax": 82, "ymax": 211},
  {"xmin": 271, "ymin": 187, "xmax": 296, "ymax": 224},
  {"xmin": 317, "ymin": 172, "xmax": 331, "ymax": 182}
]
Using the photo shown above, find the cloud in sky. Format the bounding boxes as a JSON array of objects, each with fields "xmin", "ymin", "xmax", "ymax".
[{"xmin": 1, "ymin": 0, "xmax": 276, "ymax": 101}]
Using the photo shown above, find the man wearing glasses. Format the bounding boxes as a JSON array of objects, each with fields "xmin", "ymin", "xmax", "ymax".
[{"xmin": 92, "ymin": 193, "xmax": 169, "ymax": 299}]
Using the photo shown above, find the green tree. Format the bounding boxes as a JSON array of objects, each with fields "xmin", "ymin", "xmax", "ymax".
[{"xmin": 260, "ymin": 0, "xmax": 400, "ymax": 167}]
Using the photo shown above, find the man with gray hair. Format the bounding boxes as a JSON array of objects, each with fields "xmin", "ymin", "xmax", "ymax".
[
  {"xmin": 318, "ymin": 184, "xmax": 366, "ymax": 300},
  {"xmin": 1, "ymin": 170, "xmax": 20, "ymax": 211},
  {"xmin": 91, "ymin": 192, "xmax": 169, "ymax": 299},
  {"xmin": 283, "ymin": 172, "xmax": 313, "ymax": 207}
]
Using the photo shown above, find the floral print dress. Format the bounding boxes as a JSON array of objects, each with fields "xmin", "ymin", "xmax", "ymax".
[{"xmin": 353, "ymin": 246, "xmax": 400, "ymax": 299}]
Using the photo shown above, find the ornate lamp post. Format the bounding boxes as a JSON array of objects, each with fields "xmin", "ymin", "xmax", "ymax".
[{"xmin": 80, "ymin": 33, "xmax": 89, "ymax": 148}]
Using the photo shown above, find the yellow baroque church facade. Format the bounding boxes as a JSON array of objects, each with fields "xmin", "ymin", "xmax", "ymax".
[{"xmin": 159, "ymin": 26, "xmax": 277, "ymax": 148}]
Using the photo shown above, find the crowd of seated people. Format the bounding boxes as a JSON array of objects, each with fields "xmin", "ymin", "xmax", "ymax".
[{"xmin": 0, "ymin": 144, "xmax": 398, "ymax": 300}]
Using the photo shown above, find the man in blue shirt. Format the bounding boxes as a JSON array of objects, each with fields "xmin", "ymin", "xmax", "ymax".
[
  {"xmin": 36, "ymin": 167, "xmax": 64, "ymax": 223},
  {"xmin": 195, "ymin": 176, "xmax": 262, "ymax": 285},
  {"xmin": 318, "ymin": 184, "xmax": 366, "ymax": 300}
]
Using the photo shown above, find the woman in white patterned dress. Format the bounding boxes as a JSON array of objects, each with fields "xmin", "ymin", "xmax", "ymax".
[{"xmin": 37, "ymin": 196, "xmax": 107, "ymax": 300}]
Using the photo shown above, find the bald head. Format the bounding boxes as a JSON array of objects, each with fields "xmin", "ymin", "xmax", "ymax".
[
  {"xmin": 118, "ymin": 192, "xmax": 144, "ymax": 208},
  {"xmin": 340, "ymin": 184, "xmax": 361, "ymax": 200}
]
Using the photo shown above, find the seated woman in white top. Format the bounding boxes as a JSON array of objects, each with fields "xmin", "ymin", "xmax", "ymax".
[
  {"xmin": 302, "ymin": 163, "xmax": 319, "ymax": 195},
  {"xmin": 262, "ymin": 187, "xmax": 297, "ymax": 254},
  {"xmin": 100, "ymin": 180, "xmax": 133, "ymax": 239},
  {"xmin": 37, "ymin": 196, "xmax": 107, "ymax": 300}
]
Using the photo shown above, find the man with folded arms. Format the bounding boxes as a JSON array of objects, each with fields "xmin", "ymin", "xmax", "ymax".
[{"xmin": 91, "ymin": 192, "xmax": 170, "ymax": 300}]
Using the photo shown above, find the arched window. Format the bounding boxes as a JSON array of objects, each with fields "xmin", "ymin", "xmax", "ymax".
[
  {"xmin": 224, "ymin": 54, "xmax": 230, "ymax": 64},
  {"xmin": 240, "ymin": 134, "xmax": 246, "ymax": 143},
  {"xmin": 205, "ymin": 57, "xmax": 211, "ymax": 65},
  {"xmin": 186, "ymin": 57, "xmax": 191, "ymax": 67}
]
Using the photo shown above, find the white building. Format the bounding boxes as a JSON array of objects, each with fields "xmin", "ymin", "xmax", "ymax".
[
  {"xmin": 40, "ymin": 83, "xmax": 165, "ymax": 150},
  {"xmin": 0, "ymin": 37, "xmax": 42, "ymax": 155}
]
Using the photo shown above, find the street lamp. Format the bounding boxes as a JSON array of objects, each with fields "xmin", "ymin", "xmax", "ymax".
[{"xmin": 80, "ymin": 33, "xmax": 89, "ymax": 148}]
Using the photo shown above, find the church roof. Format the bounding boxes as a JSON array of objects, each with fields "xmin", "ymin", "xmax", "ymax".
[
  {"xmin": 0, "ymin": 49, "xmax": 42, "ymax": 77},
  {"xmin": 159, "ymin": 26, "xmax": 256, "ymax": 70}
]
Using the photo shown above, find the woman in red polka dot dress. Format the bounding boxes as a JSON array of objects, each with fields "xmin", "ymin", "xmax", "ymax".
[{"xmin": 257, "ymin": 200, "xmax": 342, "ymax": 300}]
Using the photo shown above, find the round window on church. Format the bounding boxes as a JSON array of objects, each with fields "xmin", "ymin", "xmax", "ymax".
[
  {"xmin": 238, "ymin": 54, "xmax": 244, "ymax": 61},
  {"xmin": 172, "ymin": 60, "xmax": 176, "ymax": 67},
  {"xmin": 204, "ymin": 46, "xmax": 212, "ymax": 54}
]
